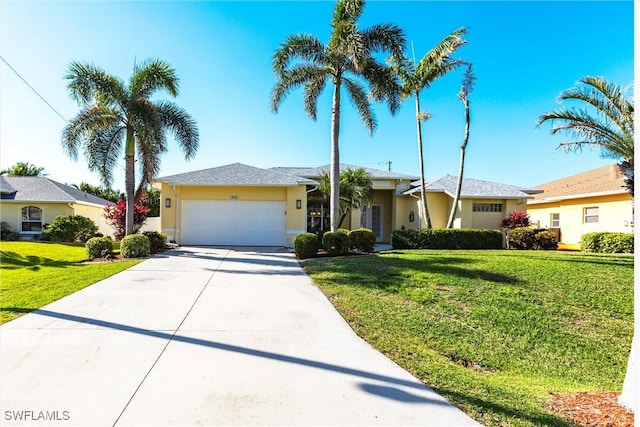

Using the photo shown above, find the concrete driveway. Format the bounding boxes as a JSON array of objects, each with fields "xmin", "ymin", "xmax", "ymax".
[{"xmin": 1, "ymin": 246, "xmax": 479, "ymax": 426}]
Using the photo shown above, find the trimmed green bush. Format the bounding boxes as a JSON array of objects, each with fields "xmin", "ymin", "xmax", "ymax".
[
  {"xmin": 582, "ymin": 232, "xmax": 634, "ymax": 253},
  {"xmin": 534, "ymin": 230, "xmax": 558, "ymax": 250},
  {"xmin": 86, "ymin": 237, "xmax": 113, "ymax": 260},
  {"xmin": 41, "ymin": 215, "xmax": 98, "ymax": 242},
  {"xmin": 322, "ymin": 231, "xmax": 350, "ymax": 256},
  {"xmin": 294, "ymin": 233, "xmax": 320, "ymax": 259},
  {"xmin": 0, "ymin": 222, "xmax": 20, "ymax": 241},
  {"xmin": 120, "ymin": 234, "xmax": 150, "ymax": 258},
  {"xmin": 391, "ymin": 229, "xmax": 503, "ymax": 250},
  {"xmin": 349, "ymin": 228, "xmax": 376, "ymax": 252},
  {"xmin": 143, "ymin": 231, "xmax": 167, "ymax": 254},
  {"xmin": 508, "ymin": 227, "xmax": 536, "ymax": 250}
]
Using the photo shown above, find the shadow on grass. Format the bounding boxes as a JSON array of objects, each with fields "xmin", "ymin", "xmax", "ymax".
[
  {"xmin": 0, "ymin": 250, "xmax": 80, "ymax": 270},
  {"xmin": 436, "ymin": 388, "xmax": 572, "ymax": 427}
]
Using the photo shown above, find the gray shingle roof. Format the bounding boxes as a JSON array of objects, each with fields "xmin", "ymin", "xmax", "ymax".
[
  {"xmin": 0, "ymin": 176, "xmax": 112, "ymax": 205},
  {"xmin": 155, "ymin": 163, "xmax": 316, "ymax": 186},
  {"xmin": 271, "ymin": 164, "xmax": 418, "ymax": 180},
  {"xmin": 405, "ymin": 175, "xmax": 537, "ymax": 199}
]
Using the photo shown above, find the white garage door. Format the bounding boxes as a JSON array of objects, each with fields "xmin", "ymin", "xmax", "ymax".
[{"xmin": 181, "ymin": 201, "xmax": 286, "ymax": 246}]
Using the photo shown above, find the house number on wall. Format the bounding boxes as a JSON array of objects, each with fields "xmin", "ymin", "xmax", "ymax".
[{"xmin": 229, "ymin": 195, "xmax": 238, "ymax": 200}]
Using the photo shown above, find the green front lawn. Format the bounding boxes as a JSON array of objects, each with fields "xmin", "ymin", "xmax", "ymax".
[
  {"xmin": 303, "ymin": 250, "xmax": 633, "ymax": 426},
  {"xmin": 0, "ymin": 241, "xmax": 140, "ymax": 324}
]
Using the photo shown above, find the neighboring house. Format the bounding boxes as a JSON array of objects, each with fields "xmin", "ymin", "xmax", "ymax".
[
  {"xmin": 0, "ymin": 176, "xmax": 113, "ymax": 239},
  {"xmin": 400, "ymin": 175, "xmax": 539, "ymax": 230},
  {"xmin": 527, "ymin": 164, "xmax": 633, "ymax": 246},
  {"xmin": 155, "ymin": 163, "xmax": 416, "ymax": 246}
]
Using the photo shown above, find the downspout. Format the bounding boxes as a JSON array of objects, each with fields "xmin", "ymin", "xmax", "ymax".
[{"xmin": 172, "ymin": 185, "xmax": 178, "ymax": 244}]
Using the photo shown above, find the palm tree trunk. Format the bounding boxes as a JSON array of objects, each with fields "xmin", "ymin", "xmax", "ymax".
[
  {"xmin": 447, "ymin": 95, "xmax": 470, "ymax": 228},
  {"xmin": 330, "ymin": 76, "xmax": 341, "ymax": 232},
  {"xmin": 415, "ymin": 91, "xmax": 431, "ymax": 229},
  {"xmin": 124, "ymin": 127, "xmax": 136, "ymax": 236}
]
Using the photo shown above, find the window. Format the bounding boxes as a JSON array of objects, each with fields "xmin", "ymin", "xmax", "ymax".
[
  {"xmin": 472, "ymin": 203, "xmax": 503, "ymax": 213},
  {"xmin": 550, "ymin": 213, "xmax": 560, "ymax": 228},
  {"xmin": 21, "ymin": 206, "xmax": 42, "ymax": 232},
  {"xmin": 584, "ymin": 207, "xmax": 599, "ymax": 224}
]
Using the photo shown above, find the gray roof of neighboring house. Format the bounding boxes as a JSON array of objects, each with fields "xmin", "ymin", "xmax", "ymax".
[
  {"xmin": 405, "ymin": 175, "xmax": 539, "ymax": 199},
  {"xmin": 0, "ymin": 176, "xmax": 112, "ymax": 205},
  {"xmin": 155, "ymin": 163, "xmax": 317, "ymax": 186},
  {"xmin": 271, "ymin": 164, "xmax": 418, "ymax": 180}
]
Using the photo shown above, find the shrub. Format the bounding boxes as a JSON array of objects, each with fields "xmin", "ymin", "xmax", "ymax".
[
  {"xmin": 120, "ymin": 234, "xmax": 150, "ymax": 258},
  {"xmin": 294, "ymin": 233, "xmax": 320, "ymax": 260},
  {"xmin": 0, "ymin": 222, "xmax": 20, "ymax": 241},
  {"xmin": 143, "ymin": 231, "xmax": 167, "ymax": 254},
  {"xmin": 391, "ymin": 229, "xmax": 503, "ymax": 250},
  {"xmin": 508, "ymin": 227, "xmax": 536, "ymax": 250},
  {"xmin": 103, "ymin": 196, "xmax": 150, "ymax": 240},
  {"xmin": 349, "ymin": 228, "xmax": 376, "ymax": 252},
  {"xmin": 41, "ymin": 215, "xmax": 99, "ymax": 242},
  {"xmin": 581, "ymin": 232, "xmax": 633, "ymax": 254},
  {"xmin": 86, "ymin": 237, "xmax": 114, "ymax": 259},
  {"xmin": 500, "ymin": 211, "xmax": 530, "ymax": 229},
  {"xmin": 322, "ymin": 231, "xmax": 350, "ymax": 256},
  {"xmin": 534, "ymin": 230, "xmax": 558, "ymax": 250}
]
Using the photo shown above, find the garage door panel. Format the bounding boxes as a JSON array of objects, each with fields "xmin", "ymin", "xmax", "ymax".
[{"xmin": 181, "ymin": 201, "xmax": 286, "ymax": 246}]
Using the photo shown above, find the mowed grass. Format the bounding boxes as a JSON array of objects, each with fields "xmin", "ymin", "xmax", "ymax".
[
  {"xmin": 302, "ymin": 250, "xmax": 633, "ymax": 426},
  {"xmin": 0, "ymin": 241, "xmax": 140, "ymax": 324}
]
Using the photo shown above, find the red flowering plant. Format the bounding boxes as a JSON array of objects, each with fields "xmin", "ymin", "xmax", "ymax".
[
  {"xmin": 103, "ymin": 194, "xmax": 151, "ymax": 240},
  {"xmin": 500, "ymin": 210, "xmax": 530, "ymax": 230}
]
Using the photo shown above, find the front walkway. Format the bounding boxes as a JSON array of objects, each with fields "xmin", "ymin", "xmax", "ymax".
[{"xmin": 1, "ymin": 247, "xmax": 479, "ymax": 426}]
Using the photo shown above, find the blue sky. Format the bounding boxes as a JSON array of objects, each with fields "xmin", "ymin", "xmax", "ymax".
[{"xmin": 0, "ymin": 1, "xmax": 634, "ymax": 191}]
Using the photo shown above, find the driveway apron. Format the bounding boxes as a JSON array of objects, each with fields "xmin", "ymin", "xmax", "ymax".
[{"xmin": 1, "ymin": 247, "xmax": 479, "ymax": 426}]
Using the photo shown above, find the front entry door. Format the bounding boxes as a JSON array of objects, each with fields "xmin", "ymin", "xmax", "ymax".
[{"xmin": 360, "ymin": 204, "xmax": 383, "ymax": 242}]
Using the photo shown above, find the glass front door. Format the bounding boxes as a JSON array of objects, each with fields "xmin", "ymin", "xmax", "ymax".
[{"xmin": 360, "ymin": 204, "xmax": 383, "ymax": 242}]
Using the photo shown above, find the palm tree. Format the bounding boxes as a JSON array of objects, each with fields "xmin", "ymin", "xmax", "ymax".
[
  {"xmin": 271, "ymin": 0, "xmax": 405, "ymax": 232},
  {"xmin": 0, "ymin": 162, "xmax": 46, "ymax": 176},
  {"xmin": 537, "ymin": 76, "xmax": 634, "ymax": 196},
  {"xmin": 63, "ymin": 59, "xmax": 199, "ymax": 235},
  {"xmin": 447, "ymin": 63, "xmax": 475, "ymax": 228},
  {"xmin": 317, "ymin": 168, "xmax": 374, "ymax": 228},
  {"xmin": 389, "ymin": 27, "xmax": 467, "ymax": 229}
]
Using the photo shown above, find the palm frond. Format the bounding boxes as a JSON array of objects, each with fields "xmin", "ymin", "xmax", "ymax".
[
  {"xmin": 459, "ymin": 63, "xmax": 476, "ymax": 100},
  {"xmin": 343, "ymin": 77, "xmax": 376, "ymax": 134},
  {"xmin": 136, "ymin": 132, "xmax": 164, "ymax": 191},
  {"xmin": 129, "ymin": 98, "xmax": 165, "ymax": 156},
  {"xmin": 62, "ymin": 105, "xmax": 123, "ymax": 160},
  {"xmin": 65, "ymin": 62, "xmax": 128, "ymax": 109},
  {"xmin": 130, "ymin": 58, "xmax": 179, "ymax": 99},
  {"xmin": 332, "ymin": 0, "xmax": 364, "ymax": 26},
  {"xmin": 361, "ymin": 59, "xmax": 402, "ymax": 114},
  {"xmin": 271, "ymin": 64, "xmax": 327, "ymax": 114},
  {"xmin": 303, "ymin": 71, "xmax": 329, "ymax": 120},
  {"xmin": 156, "ymin": 101, "xmax": 199, "ymax": 160},
  {"xmin": 83, "ymin": 124, "xmax": 125, "ymax": 188},
  {"xmin": 361, "ymin": 23, "xmax": 406, "ymax": 58},
  {"xmin": 273, "ymin": 34, "xmax": 326, "ymax": 77}
]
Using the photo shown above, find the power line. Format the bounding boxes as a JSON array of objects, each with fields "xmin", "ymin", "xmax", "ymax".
[{"xmin": 0, "ymin": 55, "xmax": 68, "ymax": 122}]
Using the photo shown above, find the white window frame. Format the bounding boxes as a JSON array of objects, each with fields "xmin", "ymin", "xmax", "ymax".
[
  {"xmin": 550, "ymin": 213, "xmax": 560, "ymax": 228},
  {"xmin": 472, "ymin": 203, "xmax": 503, "ymax": 213},
  {"xmin": 584, "ymin": 207, "xmax": 599, "ymax": 224},
  {"xmin": 21, "ymin": 205, "xmax": 43, "ymax": 233}
]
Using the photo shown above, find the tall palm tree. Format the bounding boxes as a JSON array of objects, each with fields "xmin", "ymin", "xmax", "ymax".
[
  {"xmin": 537, "ymin": 76, "xmax": 634, "ymax": 196},
  {"xmin": 63, "ymin": 59, "xmax": 199, "ymax": 235},
  {"xmin": 447, "ymin": 63, "xmax": 475, "ymax": 228},
  {"xmin": 271, "ymin": 0, "xmax": 405, "ymax": 232},
  {"xmin": 389, "ymin": 27, "xmax": 467, "ymax": 229},
  {"xmin": 317, "ymin": 168, "xmax": 374, "ymax": 228}
]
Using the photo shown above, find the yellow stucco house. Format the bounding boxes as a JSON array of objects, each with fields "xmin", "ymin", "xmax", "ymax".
[
  {"xmin": 0, "ymin": 176, "xmax": 113, "ymax": 238},
  {"xmin": 527, "ymin": 164, "xmax": 633, "ymax": 247},
  {"xmin": 155, "ymin": 163, "xmax": 538, "ymax": 246},
  {"xmin": 398, "ymin": 174, "xmax": 538, "ymax": 231}
]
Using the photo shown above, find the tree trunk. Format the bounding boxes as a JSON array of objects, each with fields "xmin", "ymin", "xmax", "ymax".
[
  {"xmin": 415, "ymin": 92, "xmax": 431, "ymax": 229},
  {"xmin": 447, "ymin": 95, "xmax": 470, "ymax": 228},
  {"xmin": 330, "ymin": 76, "xmax": 341, "ymax": 232},
  {"xmin": 124, "ymin": 127, "xmax": 136, "ymax": 236}
]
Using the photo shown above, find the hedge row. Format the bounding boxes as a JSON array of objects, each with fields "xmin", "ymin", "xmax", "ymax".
[
  {"xmin": 294, "ymin": 228, "xmax": 377, "ymax": 259},
  {"xmin": 507, "ymin": 227, "xmax": 558, "ymax": 250},
  {"xmin": 581, "ymin": 232, "xmax": 634, "ymax": 254},
  {"xmin": 391, "ymin": 229, "xmax": 503, "ymax": 250}
]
